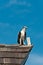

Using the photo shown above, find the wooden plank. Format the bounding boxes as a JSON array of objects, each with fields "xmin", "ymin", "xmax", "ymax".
[
  {"xmin": 0, "ymin": 63, "xmax": 20, "ymax": 65},
  {"xmin": 0, "ymin": 52, "xmax": 28, "ymax": 58},
  {"xmin": 0, "ymin": 58, "xmax": 23, "ymax": 64},
  {"xmin": 0, "ymin": 47, "xmax": 32, "ymax": 52}
]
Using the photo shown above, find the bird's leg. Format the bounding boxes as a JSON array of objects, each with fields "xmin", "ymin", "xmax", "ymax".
[
  {"xmin": 20, "ymin": 38, "xmax": 21, "ymax": 45},
  {"xmin": 21, "ymin": 39, "xmax": 23, "ymax": 45}
]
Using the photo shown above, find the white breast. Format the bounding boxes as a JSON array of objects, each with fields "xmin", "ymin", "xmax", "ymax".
[
  {"xmin": 21, "ymin": 28, "xmax": 25, "ymax": 36},
  {"xmin": 21, "ymin": 30, "xmax": 24, "ymax": 36},
  {"xmin": 20, "ymin": 28, "xmax": 26, "ymax": 40}
]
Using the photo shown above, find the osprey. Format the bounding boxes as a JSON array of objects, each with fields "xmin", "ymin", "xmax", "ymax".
[{"xmin": 17, "ymin": 26, "xmax": 28, "ymax": 45}]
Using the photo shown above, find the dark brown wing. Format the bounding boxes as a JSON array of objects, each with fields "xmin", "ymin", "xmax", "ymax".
[
  {"xmin": 24, "ymin": 32, "xmax": 26, "ymax": 40},
  {"xmin": 17, "ymin": 32, "xmax": 21, "ymax": 44}
]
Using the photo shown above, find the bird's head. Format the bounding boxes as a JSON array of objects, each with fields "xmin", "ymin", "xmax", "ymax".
[
  {"xmin": 21, "ymin": 26, "xmax": 28, "ymax": 32},
  {"xmin": 23, "ymin": 26, "xmax": 28, "ymax": 29}
]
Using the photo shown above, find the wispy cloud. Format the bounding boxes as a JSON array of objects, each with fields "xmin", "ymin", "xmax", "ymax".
[
  {"xmin": 0, "ymin": 23, "xmax": 10, "ymax": 27},
  {"xmin": 16, "ymin": 9, "xmax": 31, "ymax": 14},
  {"xmin": 0, "ymin": 0, "xmax": 32, "ymax": 15},
  {"xmin": 26, "ymin": 54, "xmax": 43, "ymax": 65},
  {"xmin": 0, "ymin": 0, "xmax": 31, "ymax": 9},
  {"xmin": 6, "ymin": 0, "xmax": 31, "ymax": 7}
]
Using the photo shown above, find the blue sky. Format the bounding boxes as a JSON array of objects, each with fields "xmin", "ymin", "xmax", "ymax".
[{"xmin": 0, "ymin": 0, "xmax": 43, "ymax": 65}]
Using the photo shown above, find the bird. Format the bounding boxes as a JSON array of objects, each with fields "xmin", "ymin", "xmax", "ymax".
[{"xmin": 17, "ymin": 26, "xmax": 28, "ymax": 45}]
